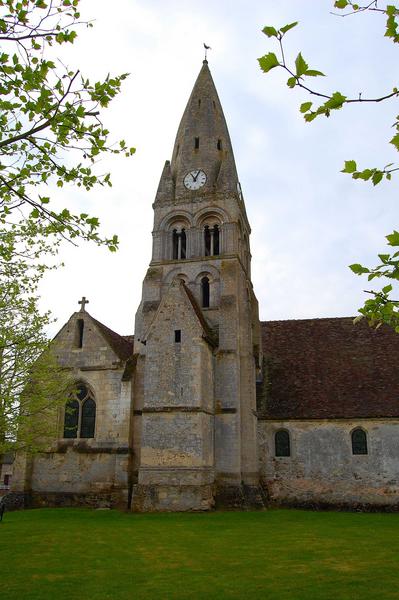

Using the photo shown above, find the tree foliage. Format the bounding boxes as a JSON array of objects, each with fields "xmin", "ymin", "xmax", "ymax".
[
  {"xmin": 258, "ymin": 1, "xmax": 399, "ymax": 331},
  {"xmin": 0, "ymin": 0, "xmax": 134, "ymax": 264},
  {"xmin": 0, "ymin": 248, "xmax": 73, "ymax": 455},
  {"xmin": 0, "ymin": 0, "xmax": 134, "ymax": 452}
]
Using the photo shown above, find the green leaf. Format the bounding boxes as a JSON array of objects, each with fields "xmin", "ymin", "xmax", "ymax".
[
  {"xmin": 262, "ymin": 26, "xmax": 278, "ymax": 38},
  {"xmin": 295, "ymin": 52, "xmax": 308, "ymax": 77},
  {"xmin": 300, "ymin": 102, "xmax": 312, "ymax": 113},
  {"xmin": 357, "ymin": 168, "xmax": 373, "ymax": 181},
  {"xmin": 334, "ymin": 0, "xmax": 348, "ymax": 8},
  {"xmin": 325, "ymin": 91, "xmax": 347, "ymax": 110},
  {"xmin": 304, "ymin": 112, "xmax": 318, "ymax": 122},
  {"xmin": 342, "ymin": 160, "xmax": 357, "ymax": 173},
  {"xmin": 349, "ymin": 263, "xmax": 370, "ymax": 275},
  {"xmin": 305, "ymin": 69, "xmax": 325, "ymax": 77},
  {"xmin": 390, "ymin": 133, "xmax": 399, "ymax": 151},
  {"xmin": 386, "ymin": 231, "xmax": 399, "ymax": 246},
  {"xmin": 386, "ymin": 5, "xmax": 398, "ymax": 16},
  {"xmin": 287, "ymin": 77, "xmax": 297, "ymax": 88},
  {"xmin": 372, "ymin": 171, "xmax": 383, "ymax": 186},
  {"xmin": 280, "ymin": 22, "xmax": 298, "ymax": 34},
  {"xmin": 258, "ymin": 53, "xmax": 280, "ymax": 73},
  {"xmin": 382, "ymin": 284, "xmax": 393, "ymax": 294}
]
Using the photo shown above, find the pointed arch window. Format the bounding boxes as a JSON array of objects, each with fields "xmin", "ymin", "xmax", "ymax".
[
  {"xmin": 63, "ymin": 383, "xmax": 96, "ymax": 439},
  {"xmin": 201, "ymin": 277, "xmax": 210, "ymax": 308},
  {"xmin": 275, "ymin": 430, "xmax": 290, "ymax": 457},
  {"xmin": 351, "ymin": 428, "xmax": 368, "ymax": 455},
  {"xmin": 204, "ymin": 224, "xmax": 220, "ymax": 257}
]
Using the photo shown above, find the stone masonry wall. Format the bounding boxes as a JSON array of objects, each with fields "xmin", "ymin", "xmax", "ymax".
[
  {"xmin": 258, "ymin": 419, "xmax": 399, "ymax": 508},
  {"xmin": 12, "ymin": 312, "xmax": 132, "ymax": 507}
]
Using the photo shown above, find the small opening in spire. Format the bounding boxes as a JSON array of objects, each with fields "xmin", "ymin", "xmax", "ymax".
[
  {"xmin": 213, "ymin": 100, "xmax": 216, "ymax": 109},
  {"xmin": 198, "ymin": 99, "xmax": 201, "ymax": 108},
  {"xmin": 217, "ymin": 139, "xmax": 222, "ymax": 151},
  {"xmin": 176, "ymin": 144, "xmax": 180, "ymax": 157},
  {"xmin": 194, "ymin": 137, "xmax": 200, "ymax": 149}
]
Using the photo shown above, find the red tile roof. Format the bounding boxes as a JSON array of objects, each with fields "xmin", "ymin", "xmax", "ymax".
[{"xmin": 260, "ymin": 317, "xmax": 399, "ymax": 419}]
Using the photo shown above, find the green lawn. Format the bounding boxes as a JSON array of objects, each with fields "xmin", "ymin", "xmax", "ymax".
[{"xmin": 1, "ymin": 508, "xmax": 399, "ymax": 599}]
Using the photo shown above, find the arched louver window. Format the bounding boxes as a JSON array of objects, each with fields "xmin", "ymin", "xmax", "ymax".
[
  {"xmin": 275, "ymin": 430, "xmax": 290, "ymax": 457},
  {"xmin": 80, "ymin": 398, "xmax": 96, "ymax": 439},
  {"xmin": 172, "ymin": 229, "xmax": 179, "ymax": 260},
  {"xmin": 351, "ymin": 428, "xmax": 368, "ymax": 455},
  {"xmin": 213, "ymin": 224, "xmax": 220, "ymax": 255},
  {"xmin": 181, "ymin": 229, "xmax": 186, "ymax": 259},
  {"xmin": 63, "ymin": 399, "xmax": 79, "ymax": 439},
  {"xmin": 63, "ymin": 383, "xmax": 96, "ymax": 439},
  {"xmin": 201, "ymin": 277, "xmax": 210, "ymax": 308},
  {"xmin": 172, "ymin": 229, "xmax": 186, "ymax": 260},
  {"xmin": 204, "ymin": 225, "xmax": 220, "ymax": 256}
]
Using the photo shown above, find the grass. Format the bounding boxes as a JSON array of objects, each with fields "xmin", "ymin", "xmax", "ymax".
[{"xmin": 1, "ymin": 508, "xmax": 399, "ymax": 599}]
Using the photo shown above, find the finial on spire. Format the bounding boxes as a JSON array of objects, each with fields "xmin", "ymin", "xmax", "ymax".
[
  {"xmin": 78, "ymin": 296, "xmax": 89, "ymax": 312},
  {"xmin": 203, "ymin": 43, "xmax": 211, "ymax": 61}
]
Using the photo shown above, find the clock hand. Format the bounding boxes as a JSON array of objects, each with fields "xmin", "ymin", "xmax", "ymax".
[{"xmin": 192, "ymin": 170, "xmax": 200, "ymax": 182}]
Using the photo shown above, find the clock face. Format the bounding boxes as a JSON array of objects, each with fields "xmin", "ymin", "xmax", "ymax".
[{"xmin": 183, "ymin": 169, "xmax": 207, "ymax": 190}]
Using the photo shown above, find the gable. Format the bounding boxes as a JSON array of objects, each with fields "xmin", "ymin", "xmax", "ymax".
[
  {"xmin": 144, "ymin": 280, "xmax": 215, "ymax": 346},
  {"xmin": 53, "ymin": 312, "xmax": 133, "ymax": 369}
]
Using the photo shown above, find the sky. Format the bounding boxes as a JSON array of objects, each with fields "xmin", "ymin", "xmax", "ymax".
[{"xmin": 38, "ymin": 0, "xmax": 399, "ymax": 337}]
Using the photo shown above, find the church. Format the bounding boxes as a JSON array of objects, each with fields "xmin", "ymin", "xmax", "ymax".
[{"xmin": 11, "ymin": 60, "xmax": 399, "ymax": 511}]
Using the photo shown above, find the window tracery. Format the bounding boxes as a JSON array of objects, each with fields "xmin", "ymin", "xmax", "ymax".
[{"xmin": 63, "ymin": 383, "xmax": 96, "ymax": 439}]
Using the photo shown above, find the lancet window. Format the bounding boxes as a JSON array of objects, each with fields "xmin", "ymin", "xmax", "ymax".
[
  {"xmin": 201, "ymin": 277, "xmax": 210, "ymax": 308},
  {"xmin": 204, "ymin": 224, "xmax": 220, "ymax": 256},
  {"xmin": 63, "ymin": 383, "xmax": 96, "ymax": 439}
]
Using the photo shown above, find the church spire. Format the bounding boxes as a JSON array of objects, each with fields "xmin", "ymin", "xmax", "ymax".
[{"xmin": 169, "ymin": 60, "xmax": 238, "ymax": 199}]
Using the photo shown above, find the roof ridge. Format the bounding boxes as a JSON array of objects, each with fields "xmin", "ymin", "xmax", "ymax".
[{"xmin": 261, "ymin": 316, "xmax": 356, "ymax": 325}]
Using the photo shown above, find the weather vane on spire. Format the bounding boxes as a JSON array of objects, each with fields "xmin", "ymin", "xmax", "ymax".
[{"xmin": 203, "ymin": 43, "xmax": 211, "ymax": 61}]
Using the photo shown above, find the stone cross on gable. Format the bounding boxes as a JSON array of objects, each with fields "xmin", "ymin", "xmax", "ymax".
[{"xmin": 78, "ymin": 296, "xmax": 89, "ymax": 312}]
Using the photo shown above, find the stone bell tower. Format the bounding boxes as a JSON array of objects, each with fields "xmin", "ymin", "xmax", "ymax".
[{"xmin": 131, "ymin": 60, "xmax": 264, "ymax": 511}]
